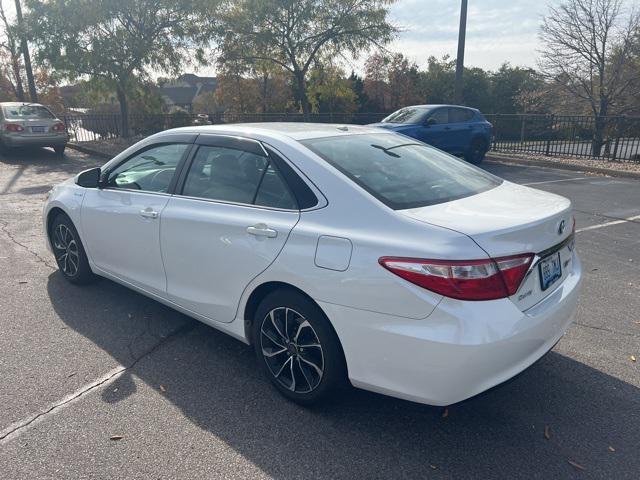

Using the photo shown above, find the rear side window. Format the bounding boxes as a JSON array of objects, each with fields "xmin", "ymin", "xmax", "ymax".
[
  {"xmin": 182, "ymin": 145, "xmax": 297, "ymax": 209},
  {"xmin": 2, "ymin": 105, "xmax": 55, "ymax": 119},
  {"xmin": 449, "ymin": 108, "xmax": 475, "ymax": 123},
  {"xmin": 301, "ymin": 134, "xmax": 501, "ymax": 210}
]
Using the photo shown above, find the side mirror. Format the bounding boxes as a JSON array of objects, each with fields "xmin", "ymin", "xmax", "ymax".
[
  {"xmin": 75, "ymin": 167, "xmax": 103, "ymax": 188},
  {"xmin": 425, "ymin": 117, "xmax": 436, "ymax": 127}
]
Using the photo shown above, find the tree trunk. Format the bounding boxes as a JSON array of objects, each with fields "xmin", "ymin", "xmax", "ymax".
[
  {"xmin": 592, "ymin": 100, "xmax": 608, "ymax": 158},
  {"xmin": 116, "ymin": 83, "xmax": 129, "ymax": 138},
  {"xmin": 14, "ymin": 0, "xmax": 37, "ymax": 102},
  {"xmin": 293, "ymin": 70, "xmax": 311, "ymax": 119},
  {"xmin": 10, "ymin": 56, "xmax": 25, "ymax": 102}
]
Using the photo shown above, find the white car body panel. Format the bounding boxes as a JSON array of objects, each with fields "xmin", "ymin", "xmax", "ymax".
[
  {"xmin": 43, "ymin": 123, "xmax": 583, "ymax": 406},
  {"xmin": 160, "ymin": 196, "xmax": 299, "ymax": 322}
]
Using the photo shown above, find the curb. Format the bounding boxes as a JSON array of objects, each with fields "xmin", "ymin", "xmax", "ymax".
[
  {"xmin": 485, "ymin": 154, "xmax": 640, "ymax": 180},
  {"xmin": 67, "ymin": 143, "xmax": 114, "ymax": 160}
]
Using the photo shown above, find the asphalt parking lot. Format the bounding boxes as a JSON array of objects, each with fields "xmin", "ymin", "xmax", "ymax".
[{"xmin": 0, "ymin": 147, "xmax": 638, "ymax": 479}]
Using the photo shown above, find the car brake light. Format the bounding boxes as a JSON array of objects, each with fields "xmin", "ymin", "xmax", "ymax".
[
  {"xmin": 52, "ymin": 122, "xmax": 66, "ymax": 132},
  {"xmin": 379, "ymin": 253, "xmax": 534, "ymax": 301},
  {"xmin": 5, "ymin": 123, "xmax": 24, "ymax": 132}
]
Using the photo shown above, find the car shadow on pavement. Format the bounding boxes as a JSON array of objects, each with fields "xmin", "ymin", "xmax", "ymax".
[
  {"xmin": 47, "ymin": 273, "xmax": 639, "ymax": 480},
  {"xmin": 0, "ymin": 147, "xmax": 103, "ymax": 178}
]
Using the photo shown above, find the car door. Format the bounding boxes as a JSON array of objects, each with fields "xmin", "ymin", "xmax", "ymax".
[
  {"xmin": 160, "ymin": 135, "xmax": 301, "ymax": 323},
  {"xmin": 446, "ymin": 107, "xmax": 475, "ymax": 154},
  {"xmin": 415, "ymin": 107, "xmax": 449, "ymax": 149},
  {"xmin": 80, "ymin": 136, "xmax": 194, "ymax": 296}
]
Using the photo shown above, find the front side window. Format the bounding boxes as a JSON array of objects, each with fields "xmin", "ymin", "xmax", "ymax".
[
  {"xmin": 107, "ymin": 143, "xmax": 189, "ymax": 193},
  {"xmin": 2, "ymin": 105, "xmax": 55, "ymax": 119},
  {"xmin": 182, "ymin": 145, "xmax": 297, "ymax": 209},
  {"xmin": 301, "ymin": 133, "xmax": 502, "ymax": 210},
  {"xmin": 427, "ymin": 108, "xmax": 448, "ymax": 125}
]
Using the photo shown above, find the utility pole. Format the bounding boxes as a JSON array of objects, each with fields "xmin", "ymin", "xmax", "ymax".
[
  {"xmin": 14, "ymin": 0, "xmax": 37, "ymax": 102},
  {"xmin": 454, "ymin": 0, "xmax": 467, "ymax": 104}
]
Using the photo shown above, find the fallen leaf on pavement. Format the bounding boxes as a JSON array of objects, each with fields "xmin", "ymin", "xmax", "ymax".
[
  {"xmin": 67, "ymin": 372, "xmax": 76, "ymax": 378},
  {"xmin": 442, "ymin": 408, "xmax": 449, "ymax": 418},
  {"xmin": 608, "ymin": 446, "xmax": 615, "ymax": 452},
  {"xmin": 109, "ymin": 435, "xmax": 124, "ymax": 441},
  {"xmin": 631, "ymin": 355, "xmax": 637, "ymax": 362},
  {"xmin": 429, "ymin": 464, "xmax": 438, "ymax": 470},
  {"xmin": 159, "ymin": 384, "xmax": 166, "ymax": 393},
  {"xmin": 568, "ymin": 460, "xmax": 585, "ymax": 471},
  {"xmin": 544, "ymin": 425, "xmax": 551, "ymax": 440}
]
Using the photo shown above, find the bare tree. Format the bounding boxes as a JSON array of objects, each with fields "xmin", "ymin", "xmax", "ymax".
[
  {"xmin": 539, "ymin": 0, "xmax": 640, "ymax": 156},
  {"xmin": 0, "ymin": 0, "xmax": 25, "ymax": 100}
]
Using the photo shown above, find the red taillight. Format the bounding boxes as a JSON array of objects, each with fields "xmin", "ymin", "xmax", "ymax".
[
  {"xmin": 379, "ymin": 253, "xmax": 534, "ymax": 301},
  {"xmin": 5, "ymin": 123, "xmax": 24, "ymax": 132},
  {"xmin": 52, "ymin": 122, "xmax": 66, "ymax": 132}
]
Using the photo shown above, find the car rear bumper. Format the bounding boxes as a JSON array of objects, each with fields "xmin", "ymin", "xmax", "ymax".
[
  {"xmin": 320, "ymin": 252, "xmax": 582, "ymax": 406},
  {"xmin": 1, "ymin": 133, "xmax": 68, "ymax": 148}
]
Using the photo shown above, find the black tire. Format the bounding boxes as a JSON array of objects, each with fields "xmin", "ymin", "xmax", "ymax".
[
  {"xmin": 53, "ymin": 145, "xmax": 66, "ymax": 155},
  {"xmin": 252, "ymin": 289, "xmax": 348, "ymax": 406},
  {"xmin": 49, "ymin": 213, "xmax": 95, "ymax": 284},
  {"xmin": 465, "ymin": 137, "xmax": 488, "ymax": 164}
]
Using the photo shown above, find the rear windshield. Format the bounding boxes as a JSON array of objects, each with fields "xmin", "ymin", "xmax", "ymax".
[
  {"xmin": 301, "ymin": 133, "xmax": 502, "ymax": 210},
  {"xmin": 381, "ymin": 107, "xmax": 430, "ymax": 124},
  {"xmin": 2, "ymin": 105, "xmax": 55, "ymax": 120}
]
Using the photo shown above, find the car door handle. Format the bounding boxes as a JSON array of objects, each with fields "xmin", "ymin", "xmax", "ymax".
[
  {"xmin": 247, "ymin": 224, "xmax": 277, "ymax": 238},
  {"xmin": 139, "ymin": 209, "xmax": 159, "ymax": 219}
]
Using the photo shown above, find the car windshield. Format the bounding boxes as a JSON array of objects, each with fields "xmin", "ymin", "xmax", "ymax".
[
  {"xmin": 381, "ymin": 107, "xmax": 431, "ymax": 124},
  {"xmin": 2, "ymin": 105, "xmax": 55, "ymax": 120},
  {"xmin": 301, "ymin": 133, "xmax": 502, "ymax": 210}
]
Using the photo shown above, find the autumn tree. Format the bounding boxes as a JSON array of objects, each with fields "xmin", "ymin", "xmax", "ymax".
[
  {"xmin": 307, "ymin": 65, "xmax": 357, "ymax": 114},
  {"xmin": 214, "ymin": 0, "xmax": 397, "ymax": 117},
  {"xmin": 539, "ymin": 0, "xmax": 640, "ymax": 155},
  {"xmin": 26, "ymin": 0, "xmax": 216, "ymax": 135}
]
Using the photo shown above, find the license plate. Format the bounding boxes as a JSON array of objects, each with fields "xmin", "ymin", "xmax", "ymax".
[
  {"xmin": 539, "ymin": 252, "xmax": 562, "ymax": 291},
  {"xmin": 31, "ymin": 126, "xmax": 45, "ymax": 133}
]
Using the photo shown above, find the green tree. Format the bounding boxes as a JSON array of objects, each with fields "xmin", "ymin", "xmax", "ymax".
[
  {"xmin": 214, "ymin": 0, "xmax": 397, "ymax": 117},
  {"xmin": 307, "ymin": 65, "xmax": 357, "ymax": 115},
  {"xmin": 26, "ymin": 0, "xmax": 215, "ymax": 136}
]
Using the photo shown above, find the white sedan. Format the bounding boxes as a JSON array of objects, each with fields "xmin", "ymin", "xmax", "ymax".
[{"xmin": 43, "ymin": 124, "xmax": 582, "ymax": 406}]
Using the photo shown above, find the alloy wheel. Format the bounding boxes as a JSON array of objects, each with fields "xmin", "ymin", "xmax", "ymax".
[
  {"xmin": 52, "ymin": 224, "xmax": 79, "ymax": 277},
  {"xmin": 260, "ymin": 307, "xmax": 324, "ymax": 394}
]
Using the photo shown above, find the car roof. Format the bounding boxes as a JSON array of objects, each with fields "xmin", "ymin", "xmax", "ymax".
[
  {"xmin": 400, "ymin": 104, "xmax": 479, "ymax": 111},
  {"xmin": 167, "ymin": 122, "xmax": 388, "ymax": 141},
  {"xmin": 0, "ymin": 102, "xmax": 46, "ymax": 107}
]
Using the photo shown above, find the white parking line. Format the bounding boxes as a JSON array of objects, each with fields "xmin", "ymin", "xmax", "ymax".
[
  {"xmin": 576, "ymin": 215, "xmax": 640, "ymax": 233},
  {"xmin": 522, "ymin": 177, "xmax": 589, "ymax": 186}
]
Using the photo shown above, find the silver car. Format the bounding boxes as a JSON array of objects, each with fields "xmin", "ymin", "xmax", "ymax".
[{"xmin": 0, "ymin": 102, "xmax": 68, "ymax": 155}]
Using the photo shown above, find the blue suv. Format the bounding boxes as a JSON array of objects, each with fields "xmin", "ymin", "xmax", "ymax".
[{"xmin": 370, "ymin": 105, "xmax": 493, "ymax": 164}]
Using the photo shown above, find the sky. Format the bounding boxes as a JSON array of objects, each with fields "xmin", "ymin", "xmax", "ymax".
[
  {"xmin": 1, "ymin": 0, "xmax": 634, "ymax": 76},
  {"xmin": 385, "ymin": 0, "xmax": 547, "ymax": 72}
]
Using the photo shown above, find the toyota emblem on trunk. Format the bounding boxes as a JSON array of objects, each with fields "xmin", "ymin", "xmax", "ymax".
[{"xmin": 558, "ymin": 219, "xmax": 566, "ymax": 235}]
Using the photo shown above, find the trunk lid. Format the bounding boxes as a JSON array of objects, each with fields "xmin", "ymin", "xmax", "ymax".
[{"xmin": 400, "ymin": 181, "xmax": 576, "ymax": 310}]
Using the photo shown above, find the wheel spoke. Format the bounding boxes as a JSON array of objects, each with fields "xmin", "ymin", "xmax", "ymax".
[
  {"xmin": 273, "ymin": 355, "xmax": 292, "ymax": 378},
  {"xmin": 293, "ymin": 319, "xmax": 310, "ymax": 343},
  {"xmin": 287, "ymin": 356, "xmax": 296, "ymax": 391},
  {"xmin": 298, "ymin": 355, "xmax": 323, "ymax": 377},
  {"xmin": 269, "ymin": 309, "xmax": 287, "ymax": 342},
  {"xmin": 262, "ymin": 346, "xmax": 287, "ymax": 358},
  {"xmin": 67, "ymin": 254, "xmax": 78, "ymax": 275},
  {"xmin": 262, "ymin": 326, "xmax": 286, "ymax": 348},
  {"xmin": 296, "ymin": 356, "xmax": 313, "ymax": 391}
]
